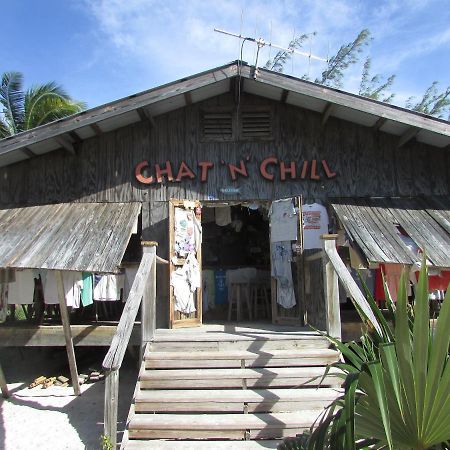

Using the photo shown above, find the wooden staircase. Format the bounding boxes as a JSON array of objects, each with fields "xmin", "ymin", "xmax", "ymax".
[{"xmin": 122, "ymin": 326, "xmax": 342, "ymax": 449}]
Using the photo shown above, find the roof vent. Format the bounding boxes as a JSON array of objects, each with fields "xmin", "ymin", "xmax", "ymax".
[
  {"xmin": 201, "ymin": 111, "xmax": 233, "ymax": 141},
  {"xmin": 240, "ymin": 110, "xmax": 272, "ymax": 139}
]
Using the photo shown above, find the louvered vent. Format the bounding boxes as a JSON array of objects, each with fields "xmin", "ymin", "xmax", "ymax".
[
  {"xmin": 201, "ymin": 111, "xmax": 233, "ymax": 141},
  {"xmin": 241, "ymin": 110, "xmax": 272, "ymax": 139}
]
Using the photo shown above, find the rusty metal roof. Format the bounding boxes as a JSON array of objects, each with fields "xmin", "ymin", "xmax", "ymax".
[
  {"xmin": 0, "ymin": 202, "xmax": 141, "ymax": 273},
  {"xmin": 331, "ymin": 197, "xmax": 450, "ymax": 268}
]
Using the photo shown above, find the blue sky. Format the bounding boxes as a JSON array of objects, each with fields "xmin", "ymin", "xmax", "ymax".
[{"xmin": 2, "ymin": 0, "xmax": 450, "ymax": 113}]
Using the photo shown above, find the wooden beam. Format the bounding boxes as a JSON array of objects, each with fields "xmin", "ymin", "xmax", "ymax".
[
  {"xmin": 104, "ymin": 369, "xmax": 119, "ymax": 448},
  {"xmin": 280, "ymin": 89, "xmax": 289, "ymax": 104},
  {"xmin": 56, "ymin": 271, "xmax": 81, "ymax": 396},
  {"xmin": 68, "ymin": 131, "xmax": 82, "ymax": 144},
  {"xmin": 0, "ymin": 360, "xmax": 9, "ymax": 398},
  {"xmin": 321, "ymin": 235, "xmax": 341, "ymax": 340},
  {"xmin": 90, "ymin": 123, "xmax": 103, "ymax": 136},
  {"xmin": 137, "ymin": 107, "xmax": 156, "ymax": 128},
  {"xmin": 55, "ymin": 135, "xmax": 76, "ymax": 155},
  {"xmin": 373, "ymin": 117, "xmax": 388, "ymax": 131},
  {"xmin": 20, "ymin": 147, "xmax": 36, "ymax": 158},
  {"xmin": 398, "ymin": 126, "xmax": 419, "ymax": 148},
  {"xmin": 141, "ymin": 243, "xmax": 157, "ymax": 353},
  {"xmin": 184, "ymin": 91, "xmax": 193, "ymax": 105},
  {"xmin": 322, "ymin": 102, "xmax": 335, "ymax": 126}
]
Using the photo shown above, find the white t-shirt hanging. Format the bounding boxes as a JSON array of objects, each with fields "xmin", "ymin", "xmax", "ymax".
[
  {"xmin": 42, "ymin": 270, "xmax": 83, "ymax": 308},
  {"xmin": 93, "ymin": 274, "xmax": 124, "ymax": 301},
  {"xmin": 269, "ymin": 198, "xmax": 298, "ymax": 243},
  {"xmin": 7, "ymin": 270, "xmax": 35, "ymax": 305},
  {"xmin": 302, "ymin": 203, "xmax": 329, "ymax": 249}
]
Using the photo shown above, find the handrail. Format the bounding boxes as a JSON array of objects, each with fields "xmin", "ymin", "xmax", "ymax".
[
  {"xmin": 321, "ymin": 235, "xmax": 382, "ymax": 336},
  {"xmin": 102, "ymin": 249, "xmax": 156, "ymax": 371},
  {"xmin": 103, "ymin": 242, "xmax": 157, "ymax": 448}
]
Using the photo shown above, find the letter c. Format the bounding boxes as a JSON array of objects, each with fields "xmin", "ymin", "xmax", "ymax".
[{"xmin": 135, "ymin": 161, "xmax": 154, "ymax": 184}]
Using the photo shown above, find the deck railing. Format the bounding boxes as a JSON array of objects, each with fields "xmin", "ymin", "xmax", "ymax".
[
  {"xmin": 102, "ymin": 241, "xmax": 158, "ymax": 447},
  {"xmin": 320, "ymin": 234, "xmax": 382, "ymax": 338}
]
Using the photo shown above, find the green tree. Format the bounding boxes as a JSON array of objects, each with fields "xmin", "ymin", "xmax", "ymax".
[
  {"xmin": 0, "ymin": 71, "xmax": 86, "ymax": 138},
  {"xmin": 406, "ymin": 81, "xmax": 450, "ymax": 119},
  {"xmin": 359, "ymin": 57, "xmax": 396, "ymax": 103}
]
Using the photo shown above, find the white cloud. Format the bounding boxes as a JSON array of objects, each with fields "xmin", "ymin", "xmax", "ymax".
[{"xmin": 79, "ymin": 0, "xmax": 450, "ymax": 109}]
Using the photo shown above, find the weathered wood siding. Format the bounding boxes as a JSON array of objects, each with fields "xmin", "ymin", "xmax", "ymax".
[{"xmin": 0, "ymin": 92, "xmax": 448, "ymax": 327}]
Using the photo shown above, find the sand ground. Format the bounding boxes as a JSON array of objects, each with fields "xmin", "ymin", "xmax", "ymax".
[{"xmin": 0, "ymin": 347, "xmax": 138, "ymax": 450}]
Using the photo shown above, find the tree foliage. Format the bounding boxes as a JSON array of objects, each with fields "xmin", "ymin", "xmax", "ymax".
[
  {"xmin": 0, "ymin": 71, "xmax": 86, "ymax": 138},
  {"xmin": 264, "ymin": 29, "xmax": 450, "ymax": 120},
  {"xmin": 316, "ymin": 29, "xmax": 371, "ymax": 89}
]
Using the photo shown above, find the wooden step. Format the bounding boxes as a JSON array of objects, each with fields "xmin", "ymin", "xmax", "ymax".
[
  {"xmin": 144, "ymin": 348, "xmax": 339, "ymax": 369},
  {"xmin": 139, "ymin": 366, "xmax": 340, "ymax": 389},
  {"xmin": 126, "ymin": 440, "xmax": 280, "ymax": 449},
  {"xmin": 134, "ymin": 387, "xmax": 342, "ymax": 413},
  {"xmin": 128, "ymin": 411, "xmax": 322, "ymax": 439},
  {"xmin": 151, "ymin": 330, "xmax": 329, "ymax": 352}
]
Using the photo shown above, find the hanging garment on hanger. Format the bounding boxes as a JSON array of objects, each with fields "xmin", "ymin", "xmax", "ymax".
[
  {"xmin": 269, "ymin": 198, "xmax": 298, "ymax": 243},
  {"xmin": 271, "ymin": 241, "xmax": 296, "ymax": 309},
  {"xmin": 174, "ymin": 208, "xmax": 196, "ymax": 257},
  {"xmin": 7, "ymin": 270, "xmax": 36, "ymax": 305},
  {"xmin": 303, "ymin": 203, "xmax": 329, "ymax": 249}
]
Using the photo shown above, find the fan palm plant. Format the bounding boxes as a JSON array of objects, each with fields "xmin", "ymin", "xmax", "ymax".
[
  {"xmin": 0, "ymin": 71, "xmax": 85, "ymax": 138},
  {"xmin": 280, "ymin": 259, "xmax": 450, "ymax": 449}
]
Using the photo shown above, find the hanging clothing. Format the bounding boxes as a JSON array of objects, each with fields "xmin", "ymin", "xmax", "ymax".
[
  {"xmin": 7, "ymin": 270, "xmax": 36, "ymax": 305},
  {"xmin": 81, "ymin": 272, "xmax": 94, "ymax": 307},
  {"xmin": 271, "ymin": 241, "xmax": 296, "ymax": 309},
  {"xmin": 0, "ymin": 283, "xmax": 7, "ymax": 323},
  {"xmin": 215, "ymin": 206, "xmax": 232, "ymax": 227},
  {"xmin": 171, "ymin": 253, "xmax": 201, "ymax": 314},
  {"xmin": 174, "ymin": 208, "xmax": 196, "ymax": 257},
  {"xmin": 42, "ymin": 271, "xmax": 83, "ymax": 308},
  {"xmin": 202, "ymin": 207, "xmax": 215, "ymax": 223},
  {"xmin": 93, "ymin": 274, "xmax": 124, "ymax": 301},
  {"xmin": 269, "ymin": 198, "xmax": 298, "ymax": 243},
  {"xmin": 302, "ymin": 203, "xmax": 329, "ymax": 250}
]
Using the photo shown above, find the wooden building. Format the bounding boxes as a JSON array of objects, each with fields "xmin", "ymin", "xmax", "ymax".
[{"xmin": 0, "ymin": 61, "xmax": 449, "ymax": 448}]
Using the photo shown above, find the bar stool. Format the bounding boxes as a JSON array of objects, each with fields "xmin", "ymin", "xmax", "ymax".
[
  {"xmin": 228, "ymin": 282, "xmax": 253, "ymax": 321},
  {"xmin": 250, "ymin": 282, "xmax": 271, "ymax": 319}
]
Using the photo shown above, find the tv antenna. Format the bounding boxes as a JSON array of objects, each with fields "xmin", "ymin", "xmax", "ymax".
[{"xmin": 214, "ymin": 27, "xmax": 327, "ymax": 76}]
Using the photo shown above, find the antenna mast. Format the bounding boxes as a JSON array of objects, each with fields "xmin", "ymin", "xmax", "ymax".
[{"xmin": 214, "ymin": 27, "xmax": 327, "ymax": 63}]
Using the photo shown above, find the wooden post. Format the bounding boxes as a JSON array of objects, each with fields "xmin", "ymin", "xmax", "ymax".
[
  {"xmin": 56, "ymin": 271, "xmax": 81, "ymax": 396},
  {"xmin": 104, "ymin": 369, "xmax": 119, "ymax": 448},
  {"xmin": 0, "ymin": 360, "xmax": 9, "ymax": 398},
  {"xmin": 140, "ymin": 241, "xmax": 157, "ymax": 355},
  {"xmin": 321, "ymin": 235, "xmax": 341, "ymax": 340}
]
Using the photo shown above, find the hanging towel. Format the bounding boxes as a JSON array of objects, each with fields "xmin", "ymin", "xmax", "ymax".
[
  {"xmin": 93, "ymin": 274, "xmax": 124, "ymax": 301},
  {"xmin": 81, "ymin": 272, "xmax": 94, "ymax": 307},
  {"xmin": 42, "ymin": 271, "xmax": 83, "ymax": 308}
]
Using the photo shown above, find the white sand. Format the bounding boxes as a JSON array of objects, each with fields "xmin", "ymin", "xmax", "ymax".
[{"xmin": 0, "ymin": 348, "xmax": 138, "ymax": 450}]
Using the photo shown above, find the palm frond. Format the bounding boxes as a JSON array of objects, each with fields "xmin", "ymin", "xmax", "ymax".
[{"xmin": 0, "ymin": 72, "xmax": 24, "ymax": 134}]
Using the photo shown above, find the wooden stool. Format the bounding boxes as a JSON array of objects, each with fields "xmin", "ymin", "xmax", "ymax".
[
  {"xmin": 250, "ymin": 282, "xmax": 271, "ymax": 319},
  {"xmin": 227, "ymin": 283, "xmax": 253, "ymax": 321}
]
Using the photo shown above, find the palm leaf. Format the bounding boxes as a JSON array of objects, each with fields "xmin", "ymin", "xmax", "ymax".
[{"xmin": 0, "ymin": 72, "xmax": 24, "ymax": 134}]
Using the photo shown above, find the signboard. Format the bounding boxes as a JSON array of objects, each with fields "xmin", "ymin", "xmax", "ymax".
[{"xmin": 135, "ymin": 156, "xmax": 337, "ymax": 185}]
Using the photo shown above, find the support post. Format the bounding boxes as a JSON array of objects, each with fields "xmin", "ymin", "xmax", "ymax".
[
  {"xmin": 56, "ymin": 271, "xmax": 81, "ymax": 396},
  {"xmin": 321, "ymin": 235, "xmax": 341, "ymax": 340},
  {"xmin": 141, "ymin": 241, "xmax": 157, "ymax": 354},
  {"xmin": 104, "ymin": 369, "xmax": 119, "ymax": 448},
  {"xmin": 0, "ymin": 360, "xmax": 9, "ymax": 398}
]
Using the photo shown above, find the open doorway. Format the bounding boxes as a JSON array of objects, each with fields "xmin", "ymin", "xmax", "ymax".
[{"xmin": 201, "ymin": 202, "xmax": 272, "ymax": 323}]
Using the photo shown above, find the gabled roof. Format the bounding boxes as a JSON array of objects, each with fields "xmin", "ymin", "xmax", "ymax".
[{"xmin": 0, "ymin": 61, "xmax": 449, "ymax": 168}]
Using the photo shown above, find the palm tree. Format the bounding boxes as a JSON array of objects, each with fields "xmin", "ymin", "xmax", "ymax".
[{"xmin": 0, "ymin": 71, "xmax": 86, "ymax": 138}]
